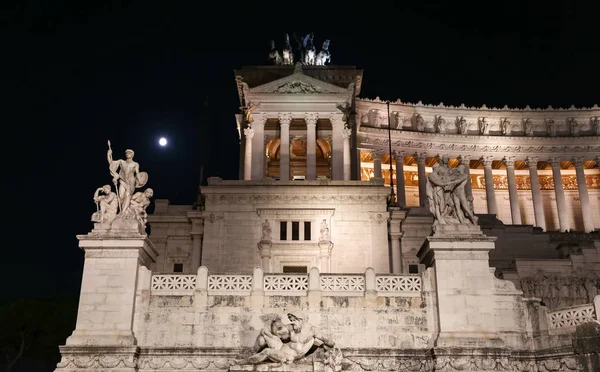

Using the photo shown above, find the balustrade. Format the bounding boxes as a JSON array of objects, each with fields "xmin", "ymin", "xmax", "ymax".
[{"xmin": 149, "ymin": 269, "xmax": 422, "ymax": 297}]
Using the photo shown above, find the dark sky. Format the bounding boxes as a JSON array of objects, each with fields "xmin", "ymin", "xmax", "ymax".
[{"xmin": 3, "ymin": 0, "xmax": 599, "ymax": 299}]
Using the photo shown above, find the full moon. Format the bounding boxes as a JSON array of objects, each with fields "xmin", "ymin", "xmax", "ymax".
[{"xmin": 159, "ymin": 137, "xmax": 167, "ymax": 146}]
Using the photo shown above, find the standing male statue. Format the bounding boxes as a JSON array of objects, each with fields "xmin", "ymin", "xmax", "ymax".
[{"xmin": 107, "ymin": 141, "xmax": 148, "ymax": 214}]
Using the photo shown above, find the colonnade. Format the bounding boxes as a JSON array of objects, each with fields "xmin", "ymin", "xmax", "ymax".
[
  {"xmin": 242, "ymin": 112, "xmax": 352, "ymax": 181},
  {"xmin": 364, "ymin": 150, "xmax": 600, "ymax": 232}
]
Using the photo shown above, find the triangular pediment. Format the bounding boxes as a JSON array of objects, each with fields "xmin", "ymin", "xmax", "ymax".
[{"xmin": 250, "ymin": 68, "xmax": 350, "ymax": 94}]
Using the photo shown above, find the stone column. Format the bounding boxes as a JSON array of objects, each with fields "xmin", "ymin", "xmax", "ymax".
[
  {"xmin": 188, "ymin": 211, "xmax": 204, "ymax": 272},
  {"xmin": 330, "ymin": 113, "xmax": 344, "ymax": 180},
  {"xmin": 525, "ymin": 156, "xmax": 546, "ymax": 230},
  {"xmin": 319, "ymin": 244, "xmax": 332, "ymax": 273},
  {"xmin": 549, "ymin": 156, "xmax": 570, "ymax": 231},
  {"xmin": 389, "ymin": 208, "xmax": 406, "ymax": 273},
  {"xmin": 66, "ymin": 232, "xmax": 158, "ymax": 347},
  {"xmin": 395, "ymin": 151, "xmax": 407, "ymax": 206},
  {"xmin": 372, "ymin": 149, "xmax": 384, "ymax": 179},
  {"xmin": 416, "ymin": 152, "xmax": 428, "ymax": 207},
  {"xmin": 258, "ymin": 243, "xmax": 272, "ymax": 272},
  {"xmin": 243, "ymin": 127, "xmax": 254, "ymax": 180},
  {"xmin": 503, "ymin": 156, "xmax": 522, "ymax": 225},
  {"xmin": 251, "ymin": 113, "xmax": 266, "ymax": 180},
  {"xmin": 458, "ymin": 155, "xmax": 473, "ymax": 200},
  {"xmin": 342, "ymin": 127, "xmax": 352, "ymax": 180},
  {"xmin": 305, "ymin": 113, "xmax": 318, "ymax": 180},
  {"xmin": 480, "ymin": 156, "xmax": 498, "ymax": 215},
  {"xmin": 278, "ymin": 113, "xmax": 292, "ymax": 181},
  {"xmin": 573, "ymin": 156, "xmax": 594, "ymax": 232}
]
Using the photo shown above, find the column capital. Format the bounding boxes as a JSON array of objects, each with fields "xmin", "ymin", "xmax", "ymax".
[
  {"xmin": 524, "ymin": 156, "xmax": 539, "ymax": 169},
  {"xmin": 329, "ymin": 112, "xmax": 344, "ymax": 126},
  {"xmin": 548, "ymin": 156, "xmax": 562, "ymax": 168},
  {"xmin": 371, "ymin": 148, "xmax": 386, "ymax": 159},
  {"xmin": 503, "ymin": 156, "xmax": 516, "ymax": 168},
  {"xmin": 572, "ymin": 156, "xmax": 585, "ymax": 168},
  {"xmin": 342, "ymin": 127, "xmax": 352, "ymax": 139},
  {"xmin": 480, "ymin": 155, "xmax": 494, "ymax": 168},
  {"xmin": 278, "ymin": 112, "xmax": 292, "ymax": 125},
  {"xmin": 393, "ymin": 150, "xmax": 406, "ymax": 159},
  {"xmin": 243, "ymin": 127, "xmax": 255, "ymax": 139},
  {"xmin": 415, "ymin": 152, "xmax": 428, "ymax": 163},
  {"xmin": 253, "ymin": 112, "xmax": 267, "ymax": 127},
  {"xmin": 304, "ymin": 112, "xmax": 318, "ymax": 125},
  {"xmin": 458, "ymin": 154, "xmax": 471, "ymax": 165}
]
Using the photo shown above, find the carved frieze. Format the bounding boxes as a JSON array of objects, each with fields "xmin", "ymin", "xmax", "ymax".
[
  {"xmin": 359, "ymin": 167, "xmax": 600, "ymax": 190},
  {"xmin": 205, "ymin": 194, "xmax": 388, "ymax": 205}
]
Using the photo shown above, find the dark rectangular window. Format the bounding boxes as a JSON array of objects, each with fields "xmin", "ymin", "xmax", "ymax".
[
  {"xmin": 173, "ymin": 263, "xmax": 183, "ymax": 273},
  {"xmin": 291, "ymin": 221, "xmax": 300, "ymax": 240},
  {"xmin": 408, "ymin": 264, "xmax": 419, "ymax": 274},
  {"xmin": 304, "ymin": 221, "xmax": 311, "ymax": 240},
  {"xmin": 280, "ymin": 221, "xmax": 287, "ymax": 240},
  {"xmin": 283, "ymin": 266, "xmax": 307, "ymax": 273}
]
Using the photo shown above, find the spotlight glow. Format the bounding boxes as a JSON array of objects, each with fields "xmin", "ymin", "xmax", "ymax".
[{"xmin": 159, "ymin": 137, "xmax": 167, "ymax": 146}]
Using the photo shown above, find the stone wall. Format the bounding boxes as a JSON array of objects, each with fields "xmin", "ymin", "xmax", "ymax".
[
  {"xmin": 198, "ymin": 179, "xmax": 391, "ymax": 274},
  {"xmin": 133, "ymin": 267, "xmax": 433, "ymax": 350}
]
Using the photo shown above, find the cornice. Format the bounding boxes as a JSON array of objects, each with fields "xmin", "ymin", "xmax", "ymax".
[
  {"xmin": 357, "ymin": 98, "xmax": 599, "ymax": 113},
  {"xmin": 357, "ymin": 127, "xmax": 600, "ymax": 159}
]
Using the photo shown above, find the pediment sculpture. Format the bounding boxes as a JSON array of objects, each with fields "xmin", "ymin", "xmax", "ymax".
[
  {"xmin": 91, "ymin": 140, "xmax": 153, "ymax": 232},
  {"xmin": 231, "ymin": 312, "xmax": 342, "ymax": 371},
  {"xmin": 273, "ymin": 80, "xmax": 326, "ymax": 94}
]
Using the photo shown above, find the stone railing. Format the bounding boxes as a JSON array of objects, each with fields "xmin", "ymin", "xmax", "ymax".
[
  {"xmin": 150, "ymin": 267, "xmax": 422, "ymax": 297},
  {"xmin": 547, "ymin": 303, "xmax": 596, "ymax": 330}
]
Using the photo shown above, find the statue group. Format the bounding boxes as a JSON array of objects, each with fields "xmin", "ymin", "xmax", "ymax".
[
  {"xmin": 91, "ymin": 141, "xmax": 153, "ymax": 229},
  {"xmin": 232, "ymin": 312, "xmax": 341, "ymax": 370},
  {"xmin": 426, "ymin": 155, "xmax": 478, "ymax": 226},
  {"xmin": 269, "ymin": 33, "xmax": 331, "ymax": 66}
]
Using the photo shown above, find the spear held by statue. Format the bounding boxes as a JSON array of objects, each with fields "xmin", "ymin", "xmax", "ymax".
[{"xmin": 107, "ymin": 140, "xmax": 121, "ymax": 213}]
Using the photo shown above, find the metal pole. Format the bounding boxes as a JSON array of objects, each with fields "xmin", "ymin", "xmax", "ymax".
[{"xmin": 387, "ymin": 101, "xmax": 396, "ymax": 207}]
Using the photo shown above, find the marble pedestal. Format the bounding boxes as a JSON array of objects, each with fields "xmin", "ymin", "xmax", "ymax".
[
  {"xmin": 418, "ymin": 223, "xmax": 504, "ymax": 349},
  {"xmin": 56, "ymin": 224, "xmax": 157, "ymax": 371}
]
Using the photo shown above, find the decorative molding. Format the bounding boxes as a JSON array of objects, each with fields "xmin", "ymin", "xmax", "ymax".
[
  {"xmin": 357, "ymin": 133, "xmax": 600, "ymax": 158},
  {"xmin": 257, "ymin": 208, "xmax": 335, "ymax": 216},
  {"xmin": 206, "ymin": 194, "xmax": 388, "ymax": 205}
]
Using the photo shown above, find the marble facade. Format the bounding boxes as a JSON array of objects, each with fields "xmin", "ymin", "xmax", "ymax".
[{"xmin": 58, "ymin": 45, "xmax": 600, "ymax": 371}]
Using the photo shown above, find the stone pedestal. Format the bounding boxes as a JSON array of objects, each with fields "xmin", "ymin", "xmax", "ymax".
[
  {"xmin": 63, "ymin": 225, "xmax": 158, "ymax": 348},
  {"xmin": 418, "ymin": 224, "xmax": 504, "ymax": 349}
]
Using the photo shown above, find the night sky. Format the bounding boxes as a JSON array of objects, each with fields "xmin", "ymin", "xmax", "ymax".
[{"xmin": 3, "ymin": 1, "xmax": 599, "ymax": 300}]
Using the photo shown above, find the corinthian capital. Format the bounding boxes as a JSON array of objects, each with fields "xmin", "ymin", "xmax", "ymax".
[
  {"xmin": 278, "ymin": 113, "xmax": 292, "ymax": 125},
  {"xmin": 547, "ymin": 156, "xmax": 562, "ymax": 168},
  {"xmin": 503, "ymin": 156, "xmax": 516, "ymax": 168},
  {"xmin": 480, "ymin": 155, "xmax": 494, "ymax": 167},
  {"xmin": 243, "ymin": 127, "xmax": 254, "ymax": 139},
  {"xmin": 524, "ymin": 156, "xmax": 539, "ymax": 169},
  {"xmin": 304, "ymin": 112, "xmax": 318, "ymax": 125},
  {"xmin": 371, "ymin": 148, "xmax": 386, "ymax": 159},
  {"xmin": 571, "ymin": 156, "xmax": 585, "ymax": 168},
  {"xmin": 342, "ymin": 127, "xmax": 352, "ymax": 139},
  {"xmin": 329, "ymin": 112, "xmax": 344, "ymax": 127}
]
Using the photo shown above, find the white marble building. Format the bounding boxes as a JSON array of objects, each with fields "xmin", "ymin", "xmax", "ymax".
[{"xmin": 57, "ymin": 41, "xmax": 600, "ymax": 371}]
